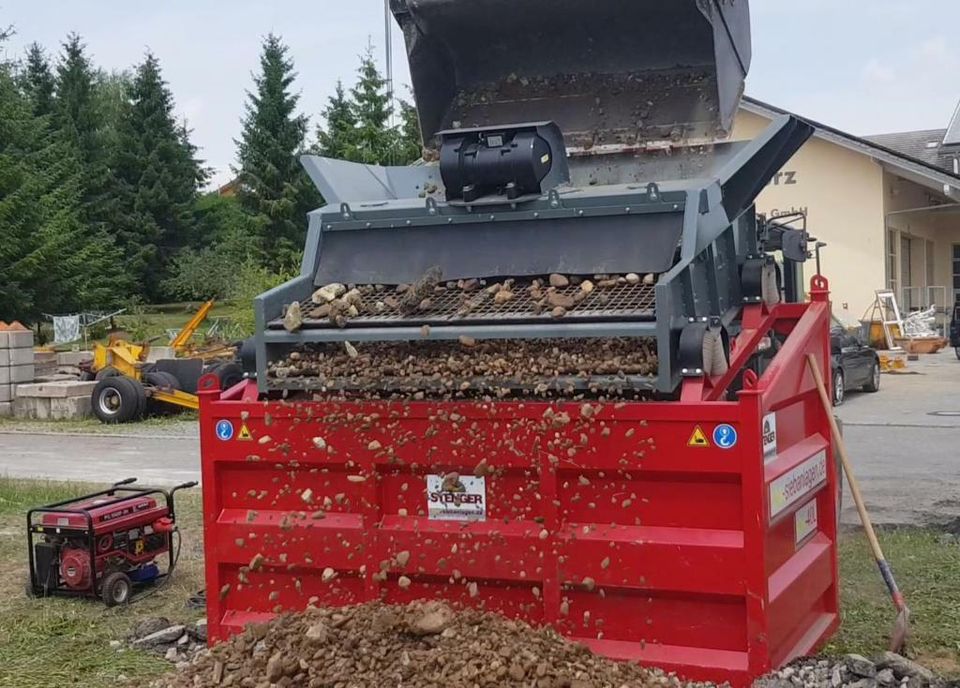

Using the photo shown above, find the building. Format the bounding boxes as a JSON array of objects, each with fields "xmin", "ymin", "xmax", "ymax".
[{"xmin": 732, "ymin": 97, "xmax": 960, "ymax": 322}]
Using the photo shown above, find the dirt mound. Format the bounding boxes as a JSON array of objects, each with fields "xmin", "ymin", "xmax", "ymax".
[{"xmin": 148, "ymin": 601, "xmax": 709, "ymax": 688}]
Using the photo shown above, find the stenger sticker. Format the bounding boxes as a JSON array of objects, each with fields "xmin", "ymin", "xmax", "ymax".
[
  {"xmin": 426, "ymin": 473, "xmax": 486, "ymax": 522},
  {"xmin": 769, "ymin": 450, "xmax": 827, "ymax": 520}
]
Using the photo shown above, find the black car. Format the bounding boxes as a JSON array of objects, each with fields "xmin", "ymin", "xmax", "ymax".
[
  {"xmin": 950, "ymin": 299, "xmax": 960, "ymax": 360},
  {"xmin": 830, "ymin": 321, "xmax": 881, "ymax": 406}
]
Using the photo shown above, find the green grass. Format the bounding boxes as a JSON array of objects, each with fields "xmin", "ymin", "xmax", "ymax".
[
  {"xmin": 828, "ymin": 528, "xmax": 960, "ymax": 674},
  {"xmin": 0, "ymin": 478, "xmax": 958, "ymax": 686},
  {"xmin": 0, "ymin": 479, "xmax": 205, "ymax": 688},
  {"xmin": 0, "ymin": 413, "xmax": 197, "ymax": 435}
]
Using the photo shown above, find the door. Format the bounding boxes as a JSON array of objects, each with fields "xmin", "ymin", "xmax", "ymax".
[{"xmin": 840, "ymin": 332, "xmax": 872, "ymax": 387}]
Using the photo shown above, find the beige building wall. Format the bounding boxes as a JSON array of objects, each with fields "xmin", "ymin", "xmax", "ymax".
[{"xmin": 731, "ymin": 111, "xmax": 887, "ymax": 319}]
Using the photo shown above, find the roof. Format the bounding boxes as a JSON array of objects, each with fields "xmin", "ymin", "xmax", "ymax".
[
  {"xmin": 741, "ymin": 96, "xmax": 960, "ymax": 194},
  {"xmin": 863, "ymin": 129, "xmax": 950, "ymax": 169}
]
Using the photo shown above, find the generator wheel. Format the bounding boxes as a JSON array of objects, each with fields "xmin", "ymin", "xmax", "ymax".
[
  {"xmin": 92, "ymin": 377, "xmax": 144, "ymax": 424},
  {"xmin": 145, "ymin": 371, "xmax": 182, "ymax": 415},
  {"xmin": 95, "ymin": 367, "xmax": 121, "ymax": 381},
  {"xmin": 213, "ymin": 362, "xmax": 244, "ymax": 390},
  {"xmin": 101, "ymin": 571, "xmax": 132, "ymax": 607}
]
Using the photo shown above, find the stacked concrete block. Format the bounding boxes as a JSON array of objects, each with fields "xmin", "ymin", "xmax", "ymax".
[
  {"xmin": 13, "ymin": 381, "xmax": 96, "ymax": 420},
  {"xmin": 0, "ymin": 322, "xmax": 35, "ymax": 417}
]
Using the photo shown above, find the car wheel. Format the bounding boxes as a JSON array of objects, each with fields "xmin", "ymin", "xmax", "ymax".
[
  {"xmin": 863, "ymin": 360, "xmax": 881, "ymax": 393},
  {"xmin": 956, "ymin": 347, "xmax": 960, "ymax": 361},
  {"xmin": 144, "ymin": 371, "xmax": 182, "ymax": 415},
  {"xmin": 832, "ymin": 369, "xmax": 845, "ymax": 407},
  {"xmin": 95, "ymin": 367, "xmax": 120, "ymax": 381}
]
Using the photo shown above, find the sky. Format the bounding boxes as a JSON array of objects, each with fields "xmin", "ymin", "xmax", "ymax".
[{"xmin": 2, "ymin": 0, "xmax": 959, "ymax": 189}]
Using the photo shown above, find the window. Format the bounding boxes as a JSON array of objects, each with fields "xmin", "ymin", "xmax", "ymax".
[
  {"xmin": 953, "ymin": 244, "xmax": 960, "ymax": 300},
  {"xmin": 886, "ymin": 229, "xmax": 898, "ymax": 294}
]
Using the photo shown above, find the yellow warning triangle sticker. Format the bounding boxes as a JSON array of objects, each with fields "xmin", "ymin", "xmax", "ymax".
[
  {"xmin": 688, "ymin": 426, "xmax": 710, "ymax": 448},
  {"xmin": 237, "ymin": 424, "xmax": 253, "ymax": 441}
]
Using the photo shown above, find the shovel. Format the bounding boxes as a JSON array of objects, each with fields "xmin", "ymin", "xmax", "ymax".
[{"xmin": 806, "ymin": 353, "xmax": 910, "ymax": 652}]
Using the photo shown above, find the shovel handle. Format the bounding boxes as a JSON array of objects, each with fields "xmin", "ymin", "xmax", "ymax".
[{"xmin": 806, "ymin": 354, "xmax": 906, "ymax": 609}]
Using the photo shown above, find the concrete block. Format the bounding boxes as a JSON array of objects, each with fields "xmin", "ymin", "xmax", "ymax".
[
  {"xmin": 14, "ymin": 380, "xmax": 97, "ymax": 399},
  {"xmin": 13, "ymin": 395, "xmax": 92, "ymax": 420},
  {"xmin": 0, "ymin": 364, "xmax": 34, "ymax": 385},
  {"xmin": 0, "ymin": 384, "xmax": 12, "ymax": 403},
  {"xmin": 0, "ymin": 329, "xmax": 33, "ymax": 349},
  {"xmin": 147, "ymin": 346, "xmax": 176, "ymax": 363},
  {"xmin": 0, "ymin": 347, "xmax": 35, "ymax": 366},
  {"xmin": 57, "ymin": 351, "xmax": 93, "ymax": 366},
  {"xmin": 0, "ymin": 401, "xmax": 12, "ymax": 417}
]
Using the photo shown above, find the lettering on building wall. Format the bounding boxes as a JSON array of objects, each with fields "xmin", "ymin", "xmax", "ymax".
[
  {"xmin": 770, "ymin": 206, "xmax": 808, "ymax": 219},
  {"xmin": 768, "ymin": 170, "xmax": 798, "ymax": 186}
]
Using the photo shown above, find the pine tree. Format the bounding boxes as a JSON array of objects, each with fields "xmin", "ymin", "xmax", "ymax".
[
  {"xmin": 19, "ymin": 43, "xmax": 55, "ymax": 117},
  {"xmin": 348, "ymin": 48, "xmax": 397, "ymax": 164},
  {"xmin": 0, "ymin": 52, "xmax": 124, "ymax": 322},
  {"xmin": 235, "ymin": 34, "xmax": 320, "ymax": 267},
  {"xmin": 397, "ymin": 99, "xmax": 423, "ymax": 163},
  {"xmin": 112, "ymin": 53, "xmax": 208, "ymax": 301},
  {"xmin": 315, "ymin": 81, "xmax": 357, "ymax": 159}
]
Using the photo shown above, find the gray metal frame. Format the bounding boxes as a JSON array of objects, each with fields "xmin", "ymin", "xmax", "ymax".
[{"xmin": 254, "ymin": 115, "xmax": 813, "ymax": 393}]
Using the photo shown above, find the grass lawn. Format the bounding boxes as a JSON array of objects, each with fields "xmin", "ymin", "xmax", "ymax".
[
  {"xmin": 0, "ymin": 478, "xmax": 958, "ymax": 687},
  {"xmin": 0, "ymin": 413, "xmax": 198, "ymax": 436}
]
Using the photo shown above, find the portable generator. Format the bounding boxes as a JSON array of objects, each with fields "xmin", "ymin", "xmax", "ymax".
[{"xmin": 26, "ymin": 478, "xmax": 197, "ymax": 606}]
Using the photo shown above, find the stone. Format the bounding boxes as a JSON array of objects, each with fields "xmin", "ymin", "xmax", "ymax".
[
  {"xmin": 625, "ymin": 273, "xmax": 641, "ymax": 285},
  {"xmin": 410, "ymin": 603, "xmax": 454, "ymax": 636},
  {"xmin": 14, "ymin": 395, "xmax": 91, "ymax": 420},
  {"xmin": 283, "ymin": 302, "xmax": 303, "ymax": 333},
  {"xmin": 643, "ymin": 273, "xmax": 656, "ymax": 286},
  {"xmin": 877, "ymin": 669, "xmax": 896, "ymax": 686},
  {"xmin": 580, "ymin": 280, "xmax": 595, "ymax": 294},
  {"xmin": 848, "ymin": 679, "xmax": 878, "ymax": 688},
  {"xmin": 192, "ymin": 619, "xmax": 208, "ymax": 643},
  {"xmin": 0, "ymin": 347, "xmax": 33, "ymax": 366},
  {"xmin": 549, "ymin": 274, "xmax": 570, "ymax": 288},
  {"xmin": 165, "ymin": 647, "xmax": 179, "ymax": 661},
  {"xmin": 109, "ymin": 640, "xmax": 122, "ymax": 648},
  {"xmin": 313, "ymin": 283, "xmax": 346, "ymax": 304},
  {"xmin": 0, "ymin": 328, "xmax": 33, "ymax": 349},
  {"xmin": 877, "ymin": 652, "xmax": 936, "ymax": 682},
  {"xmin": 57, "ymin": 351, "xmax": 93, "ymax": 366},
  {"xmin": 846, "ymin": 654, "xmax": 878, "ymax": 678},
  {"xmin": 131, "ymin": 624, "xmax": 186, "ymax": 649},
  {"xmin": 831, "ymin": 664, "xmax": 845, "ymax": 688},
  {"xmin": 0, "ymin": 364, "xmax": 33, "ymax": 385},
  {"xmin": 266, "ymin": 652, "xmax": 284, "ymax": 682},
  {"xmin": 14, "ymin": 381, "xmax": 96, "ymax": 399},
  {"xmin": 305, "ymin": 623, "xmax": 329, "ymax": 644}
]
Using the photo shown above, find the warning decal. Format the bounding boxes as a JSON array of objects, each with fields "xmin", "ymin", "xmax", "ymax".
[
  {"xmin": 688, "ymin": 426, "xmax": 711, "ymax": 448},
  {"xmin": 237, "ymin": 424, "xmax": 253, "ymax": 441}
]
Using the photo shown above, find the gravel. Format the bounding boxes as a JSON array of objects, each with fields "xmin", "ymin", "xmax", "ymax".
[
  {"xmin": 145, "ymin": 601, "xmax": 720, "ymax": 688},
  {"xmin": 268, "ymin": 337, "xmax": 658, "ymax": 398},
  {"xmin": 755, "ymin": 653, "xmax": 946, "ymax": 688}
]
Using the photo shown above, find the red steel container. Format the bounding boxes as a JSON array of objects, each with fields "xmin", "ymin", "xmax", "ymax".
[{"xmin": 198, "ymin": 279, "xmax": 839, "ymax": 686}]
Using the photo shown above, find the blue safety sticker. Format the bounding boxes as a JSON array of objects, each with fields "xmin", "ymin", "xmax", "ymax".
[
  {"xmin": 713, "ymin": 424, "xmax": 738, "ymax": 450},
  {"xmin": 216, "ymin": 419, "xmax": 235, "ymax": 442}
]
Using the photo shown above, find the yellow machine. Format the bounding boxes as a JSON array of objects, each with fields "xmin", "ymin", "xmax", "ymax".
[{"xmin": 86, "ymin": 301, "xmax": 220, "ymax": 423}]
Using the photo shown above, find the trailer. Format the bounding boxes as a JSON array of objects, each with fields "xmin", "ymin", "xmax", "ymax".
[{"xmin": 197, "ymin": 1, "xmax": 841, "ymax": 684}]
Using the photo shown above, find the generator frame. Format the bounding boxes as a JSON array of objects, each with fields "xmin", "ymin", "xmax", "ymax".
[{"xmin": 26, "ymin": 478, "xmax": 196, "ymax": 603}]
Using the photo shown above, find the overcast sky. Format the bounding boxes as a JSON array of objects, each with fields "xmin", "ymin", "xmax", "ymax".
[{"xmin": 3, "ymin": 0, "xmax": 959, "ymax": 188}]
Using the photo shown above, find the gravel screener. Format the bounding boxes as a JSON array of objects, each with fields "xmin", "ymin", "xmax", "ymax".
[{"xmin": 199, "ymin": 2, "xmax": 842, "ymax": 685}]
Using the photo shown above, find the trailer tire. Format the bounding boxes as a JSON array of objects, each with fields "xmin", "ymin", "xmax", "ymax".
[
  {"xmin": 95, "ymin": 367, "xmax": 121, "ymax": 381},
  {"xmin": 831, "ymin": 370, "xmax": 845, "ymax": 407},
  {"xmin": 92, "ymin": 377, "xmax": 144, "ymax": 424},
  {"xmin": 145, "ymin": 371, "xmax": 182, "ymax": 415},
  {"xmin": 101, "ymin": 571, "xmax": 132, "ymax": 607},
  {"xmin": 212, "ymin": 362, "xmax": 244, "ymax": 390}
]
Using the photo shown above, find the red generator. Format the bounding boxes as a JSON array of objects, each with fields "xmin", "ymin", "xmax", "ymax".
[
  {"xmin": 27, "ymin": 478, "xmax": 196, "ymax": 606},
  {"xmin": 197, "ymin": 2, "xmax": 841, "ymax": 684}
]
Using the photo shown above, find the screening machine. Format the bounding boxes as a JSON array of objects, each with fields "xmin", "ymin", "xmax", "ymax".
[{"xmin": 200, "ymin": 1, "xmax": 842, "ymax": 685}]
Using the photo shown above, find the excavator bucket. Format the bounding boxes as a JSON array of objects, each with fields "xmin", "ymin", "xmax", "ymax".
[{"xmin": 391, "ymin": 0, "xmax": 752, "ymax": 148}]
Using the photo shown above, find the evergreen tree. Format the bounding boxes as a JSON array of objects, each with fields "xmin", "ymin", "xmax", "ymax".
[
  {"xmin": 112, "ymin": 52, "xmax": 207, "ymax": 301},
  {"xmin": 19, "ymin": 43, "xmax": 55, "ymax": 117},
  {"xmin": 0, "ymin": 52, "xmax": 123, "ymax": 322},
  {"xmin": 235, "ymin": 34, "xmax": 319, "ymax": 266},
  {"xmin": 315, "ymin": 81, "xmax": 357, "ymax": 159},
  {"xmin": 347, "ymin": 49, "xmax": 397, "ymax": 164},
  {"xmin": 315, "ymin": 53, "xmax": 422, "ymax": 165}
]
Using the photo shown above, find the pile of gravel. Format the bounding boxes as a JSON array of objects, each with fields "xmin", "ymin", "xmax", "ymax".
[
  {"xmin": 756, "ymin": 652, "xmax": 944, "ymax": 688},
  {"xmin": 146, "ymin": 601, "xmax": 716, "ymax": 688}
]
